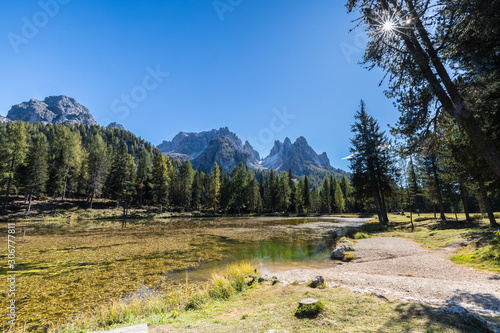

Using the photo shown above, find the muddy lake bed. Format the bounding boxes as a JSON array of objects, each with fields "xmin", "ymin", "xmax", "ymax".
[{"xmin": 0, "ymin": 216, "xmax": 370, "ymax": 331}]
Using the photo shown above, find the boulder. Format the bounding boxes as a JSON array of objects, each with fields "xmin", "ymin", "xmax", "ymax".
[
  {"xmin": 331, "ymin": 244, "xmax": 354, "ymax": 261},
  {"xmin": 258, "ymin": 275, "xmax": 271, "ymax": 283},
  {"xmin": 309, "ymin": 275, "xmax": 325, "ymax": 288}
]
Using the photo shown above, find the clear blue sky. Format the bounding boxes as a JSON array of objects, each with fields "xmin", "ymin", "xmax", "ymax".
[{"xmin": 0, "ymin": 0, "xmax": 398, "ymax": 170}]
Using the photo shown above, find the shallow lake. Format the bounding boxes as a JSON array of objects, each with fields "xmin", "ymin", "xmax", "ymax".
[{"xmin": 0, "ymin": 216, "xmax": 370, "ymax": 331}]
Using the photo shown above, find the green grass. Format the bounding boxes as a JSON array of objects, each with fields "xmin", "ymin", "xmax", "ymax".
[
  {"xmin": 102, "ymin": 283, "xmax": 490, "ymax": 333},
  {"xmin": 358, "ymin": 214, "xmax": 500, "ymax": 272}
]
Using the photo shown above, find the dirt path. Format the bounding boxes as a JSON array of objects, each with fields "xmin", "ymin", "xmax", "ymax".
[{"xmin": 274, "ymin": 237, "xmax": 500, "ymax": 317}]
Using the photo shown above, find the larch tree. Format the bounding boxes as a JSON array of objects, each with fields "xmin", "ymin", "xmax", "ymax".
[
  {"xmin": 333, "ymin": 180, "xmax": 346, "ymax": 214},
  {"xmin": 48, "ymin": 126, "xmax": 83, "ymax": 200},
  {"xmin": 151, "ymin": 153, "xmax": 170, "ymax": 213},
  {"xmin": 24, "ymin": 133, "xmax": 49, "ymax": 212},
  {"xmin": 1, "ymin": 121, "xmax": 28, "ymax": 206},
  {"xmin": 87, "ymin": 134, "xmax": 110, "ymax": 209},
  {"xmin": 209, "ymin": 162, "xmax": 221, "ymax": 213},
  {"xmin": 136, "ymin": 147, "xmax": 152, "ymax": 206}
]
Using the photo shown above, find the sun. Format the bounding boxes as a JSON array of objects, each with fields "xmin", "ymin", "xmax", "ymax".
[{"xmin": 382, "ymin": 20, "xmax": 394, "ymax": 31}]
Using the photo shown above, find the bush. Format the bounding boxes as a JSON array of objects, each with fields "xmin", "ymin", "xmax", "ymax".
[
  {"xmin": 295, "ymin": 299, "xmax": 324, "ymax": 318},
  {"xmin": 414, "ymin": 217, "xmax": 432, "ymax": 222},
  {"xmin": 353, "ymin": 232, "xmax": 370, "ymax": 239},
  {"xmin": 471, "ymin": 214, "xmax": 486, "ymax": 221}
]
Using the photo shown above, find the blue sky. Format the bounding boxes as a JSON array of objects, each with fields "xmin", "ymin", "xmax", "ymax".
[{"xmin": 0, "ymin": 0, "xmax": 399, "ymax": 170}]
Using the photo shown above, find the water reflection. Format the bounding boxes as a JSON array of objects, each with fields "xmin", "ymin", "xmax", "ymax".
[{"xmin": 164, "ymin": 226, "xmax": 341, "ymax": 282}]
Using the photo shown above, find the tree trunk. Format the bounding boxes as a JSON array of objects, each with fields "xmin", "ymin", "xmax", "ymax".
[
  {"xmin": 478, "ymin": 178, "xmax": 498, "ymax": 227},
  {"xmin": 27, "ymin": 194, "xmax": 32, "ymax": 213},
  {"xmin": 62, "ymin": 172, "xmax": 68, "ymax": 201},
  {"xmin": 373, "ymin": 188, "xmax": 385, "ymax": 224},
  {"xmin": 459, "ymin": 183, "xmax": 471, "ymax": 222},
  {"xmin": 430, "ymin": 155, "xmax": 446, "ymax": 220},
  {"xmin": 477, "ymin": 190, "xmax": 485, "ymax": 215},
  {"xmin": 139, "ymin": 183, "xmax": 144, "ymax": 207},
  {"xmin": 3, "ymin": 151, "xmax": 18, "ymax": 208},
  {"xmin": 380, "ymin": 191, "xmax": 389, "ymax": 223},
  {"xmin": 90, "ymin": 194, "xmax": 94, "ymax": 209},
  {"xmin": 389, "ymin": 0, "xmax": 500, "ymax": 179}
]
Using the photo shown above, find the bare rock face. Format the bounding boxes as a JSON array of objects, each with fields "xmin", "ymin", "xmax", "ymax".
[
  {"xmin": 7, "ymin": 96, "xmax": 98, "ymax": 126},
  {"xmin": 158, "ymin": 128, "xmax": 349, "ymax": 176},
  {"xmin": 107, "ymin": 122, "xmax": 125, "ymax": 130},
  {"xmin": 158, "ymin": 127, "xmax": 261, "ymax": 172},
  {"xmin": 261, "ymin": 136, "xmax": 333, "ymax": 175},
  {"xmin": 0, "ymin": 115, "xmax": 11, "ymax": 123}
]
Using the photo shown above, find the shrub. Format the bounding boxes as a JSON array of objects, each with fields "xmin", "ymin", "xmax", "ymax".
[
  {"xmin": 295, "ymin": 299, "xmax": 324, "ymax": 318},
  {"xmin": 353, "ymin": 232, "xmax": 369, "ymax": 239},
  {"xmin": 414, "ymin": 217, "xmax": 432, "ymax": 222}
]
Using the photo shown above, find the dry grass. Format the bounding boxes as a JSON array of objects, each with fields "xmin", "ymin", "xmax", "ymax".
[
  {"xmin": 147, "ymin": 284, "xmax": 489, "ymax": 333},
  {"xmin": 56, "ymin": 262, "xmax": 256, "ymax": 332}
]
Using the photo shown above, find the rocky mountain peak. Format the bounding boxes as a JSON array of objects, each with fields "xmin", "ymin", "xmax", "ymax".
[
  {"xmin": 0, "ymin": 115, "xmax": 11, "ymax": 123},
  {"xmin": 6, "ymin": 95, "xmax": 98, "ymax": 126},
  {"xmin": 158, "ymin": 127, "xmax": 261, "ymax": 172},
  {"xmin": 261, "ymin": 136, "xmax": 333, "ymax": 175},
  {"xmin": 107, "ymin": 122, "xmax": 125, "ymax": 130}
]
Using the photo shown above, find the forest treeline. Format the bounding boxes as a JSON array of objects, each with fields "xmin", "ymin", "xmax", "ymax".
[
  {"xmin": 0, "ymin": 122, "xmax": 355, "ymax": 215},
  {"xmin": 1, "ymin": 121, "xmax": 498, "ymax": 219}
]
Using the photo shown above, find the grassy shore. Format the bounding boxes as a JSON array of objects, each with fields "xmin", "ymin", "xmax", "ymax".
[
  {"xmin": 356, "ymin": 213, "xmax": 500, "ymax": 272},
  {"xmin": 54, "ymin": 263, "xmax": 490, "ymax": 333}
]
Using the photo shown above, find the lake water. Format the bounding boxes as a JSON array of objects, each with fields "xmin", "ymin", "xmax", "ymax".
[{"xmin": 0, "ymin": 216, "xmax": 370, "ymax": 331}]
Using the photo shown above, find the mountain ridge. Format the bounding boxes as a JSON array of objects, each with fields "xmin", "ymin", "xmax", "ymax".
[
  {"xmin": 3, "ymin": 96, "xmax": 347, "ymax": 176},
  {"xmin": 7, "ymin": 96, "xmax": 98, "ymax": 126},
  {"xmin": 159, "ymin": 127, "xmax": 346, "ymax": 176}
]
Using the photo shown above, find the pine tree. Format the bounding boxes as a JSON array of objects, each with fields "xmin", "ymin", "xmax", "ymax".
[
  {"xmin": 24, "ymin": 133, "xmax": 49, "ymax": 212},
  {"xmin": 303, "ymin": 176, "xmax": 311, "ymax": 213},
  {"xmin": 136, "ymin": 148, "xmax": 152, "ymax": 206},
  {"xmin": 178, "ymin": 161, "xmax": 194, "ymax": 211},
  {"xmin": 276, "ymin": 173, "xmax": 291, "ymax": 213},
  {"xmin": 340, "ymin": 175, "xmax": 354, "ymax": 213},
  {"xmin": 320, "ymin": 177, "xmax": 331, "ymax": 213},
  {"xmin": 333, "ymin": 181, "xmax": 345, "ymax": 214},
  {"xmin": 87, "ymin": 134, "xmax": 110, "ymax": 208},
  {"xmin": 151, "ymin": 153, "xmax": 170, "ymax": 212},
  {"xmin": 229, "ymin": 163, "xmax": 250, "ymax": 214},
  {"xmin": 264, "ymin": 170, "xmax": 277, "ymax": 213},
  {"xmin": 287, "ymin": 169, "xmax": 297, "ymax": 213},
  {"xmin": 248, "ymin": 176, "xmax": 262, "ymax": 213},
  {"xmin": 2, "ymin": 122, "xmax": 28, "ymax": 206},
  {"xmin": 191, "ymin": 171, "xmax": 203, "ymax": 211},
  {"xmin": 209, "ymin": 162, "xmax": 221, "ymax": 213},
  {"xmin": 107, "ymin": 144, "xmax": 136, "ymax": 216},
  {"xmin": 48, "ymin": 126, "xmax": 83, "ymax": 200},
  {"xmin": 349, "ymin": 100, "xmax": 396, "ymax": 224}
]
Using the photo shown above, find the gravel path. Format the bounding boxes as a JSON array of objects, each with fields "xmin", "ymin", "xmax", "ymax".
[{"xmin": 274, "ymin": 237, "xmax": 500, "ymax": 317}]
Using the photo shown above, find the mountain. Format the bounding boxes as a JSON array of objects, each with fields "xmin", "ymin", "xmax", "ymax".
[
  {"xmin": 261, "ymin": 137, "xmax": 333, "ymax": 175},
  {"xmin": 158, "ymin": 127, "xmax": 261, "ymax": 172},
  {"xmin": 6, "ymin": 96, "xmax": 98, "ymax": 125},
  {"xmin": 0, "ymin": 115, "xmax": 11, "ymax": 123},
  {"xmin": 158, "ymin": 128, "xmax": 346, "ymax": 176},
  {"xmin": 107, "ymin": 122, "xmax": 125, "ymax": 130}
]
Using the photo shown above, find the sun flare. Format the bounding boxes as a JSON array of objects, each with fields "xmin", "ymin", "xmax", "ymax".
[{"xmin": 382, "ymin": 20, "xmax": 394, "ymax": 31}]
